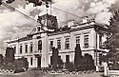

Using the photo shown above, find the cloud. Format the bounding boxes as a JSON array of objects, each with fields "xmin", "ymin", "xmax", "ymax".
[
  {"xmin": 0, "ymin": 0, "xmax": 118, "ymax": 54},
  {"xmin": 38, "ymin": 0, "xmax": 117, "ymax": 26},
  {"xmin": 38, "ymin": 0, "xmax": 95, "ymax": 27},
  {"xmin": 87, "ymin": 0, "xmax": 116, "ymax": 25},
  {"xmin": 95, "ymin": 12, "xmax": 112, "ymax": 25},
  {"xmin": 0, "ymin": 3, "xmax": 40, "ymax": 54}
]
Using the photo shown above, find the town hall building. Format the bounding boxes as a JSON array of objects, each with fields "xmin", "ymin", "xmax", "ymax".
[{"xmin": 6, "ymin": 14, "xmax": 108, "ymax": 70}]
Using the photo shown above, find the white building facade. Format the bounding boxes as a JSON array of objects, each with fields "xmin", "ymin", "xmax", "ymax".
[{"xmin": 7, "ymin": 14, "xmax": 108, "ymax": 69}]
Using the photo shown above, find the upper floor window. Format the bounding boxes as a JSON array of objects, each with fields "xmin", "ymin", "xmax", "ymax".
[
  {"xmin": 65, "ymin": 38, "xmax": 70, "ymax": 49},
  {"xmin": 38, "ymin": 40, "xmax": 42, "ymax": 50},
  {"xmin": 57, "ymin": 39, "xmax": 61, "ymax": 50},
  {"xmin": 99, "ymin": 35, "xmax": 102, "ymax": 48},
  {"xmin": 30, "ymin": 43, "xmax": 33, "ymax": 53},
  {"xmin": 25, "ymin": 44, "xmax": 28, "ymax": 53},
  {"xmin": 76, "ymin": 36, "xmax": 80, "ymax": 45},
  {"xmin": 50, "ymin": 41, "xmax": 53, "ymax": 51},
  {"xmin": 84, "ymin": 35, "xmax": 89, "ymax": 48},
  {"xmin": 20, "ymin": 45, "xmax": 22, "ymax": 54}
]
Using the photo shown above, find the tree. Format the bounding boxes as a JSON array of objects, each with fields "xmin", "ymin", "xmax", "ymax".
[
  {"xmin": 51, "ymin": 47, "xmax": 63, "ymax": 70},
  {"xmin": 74, "ymin": 44, "xmax": 82, "ymax": 70},
  {"xmin": 0, "ymin": 0, "xmax": 15, "ymax": 5},
  {"xmin": 104, "ymin": 9, "xmax": 119, "ymax": 62},
  {"xmin": 0, "ymin": 0, "xmax": 52, "ymax": 6},
  {"xmin": 26, "ymin": 0, "xmax": 52, "ymax": 7},
  {"xmin": 6, "ymin": 0, "xmax": 15, "ymax": 4}
]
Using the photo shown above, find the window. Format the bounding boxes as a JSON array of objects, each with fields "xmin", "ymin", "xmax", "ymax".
[
  {"xmin": 50, "ymin": 41, "xmax": 53, "ymax": 51},
  {"xmin": 76, "ymin": 36, "xmax": 80, "ymax": 44},
  {"xmin": 14, "ymin": 46, "xmax": 16, "ymax": 54},
  {"xmin": 31, "ymin": 57, "xmax": 33, "ymax": 65},
  {"xmin": 99, "ymin": 35, "xmax": 102, "ymax": 48},
  {"xmin": 20, "ymin": 45, "xmax": 22, "ymax": 54},
  {"xmin": 65, "ymin": 38, "xmax": 70, "ymax": 49},
  {"xmin": 25, "ymin": 44, "xmax": 28, "ymax": 53},
  {"xmin": 66, "ymin": 55, "xmax": 70, "ymax": 63},
  {"xmin": 57, "ymin": 39, "xmax": 61, "ymax": 50},
  {"xmin": 37, "ymin": 27, "xmax": 40, "ymax": 31},
  {"xmin": 84, "ymin": 35, "xmax": 89, "ymax": 48},
  {"xmin": 38, "ymin": 40, "xmax": 42, "ymax": 50},
  {"xmin": 30, "ymin": 43, "xmax": 33, "ymax": 53}
]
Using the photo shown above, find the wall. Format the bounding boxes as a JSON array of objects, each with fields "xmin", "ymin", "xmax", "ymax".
[{"xmin": 7, "ymin": 26, "xmax": 108, "ymax": 68}]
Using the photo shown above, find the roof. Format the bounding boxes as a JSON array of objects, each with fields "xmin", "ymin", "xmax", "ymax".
[
  {"xmin": 7, "ymin": 21, "xmax": 108, "ymax": 44},
  {"xmin": 48, "ymin": 22, "xmax": 108, "ymax": 36},
  {"xmin": 7, "ymin": 36, "xmax": 32, "ymax": 44}
]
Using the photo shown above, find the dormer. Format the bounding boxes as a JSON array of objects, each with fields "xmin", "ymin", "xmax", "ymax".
[{"xmin": 35, "ymin": 26, "xmax": 41, "ymax": 33}]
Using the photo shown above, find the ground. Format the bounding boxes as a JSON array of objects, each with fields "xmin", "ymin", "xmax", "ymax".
[{"xmin": 0, "ymin": 70, "xmax": 103, "ymax": 77}]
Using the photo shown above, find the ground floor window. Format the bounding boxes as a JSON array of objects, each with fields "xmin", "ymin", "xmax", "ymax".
[
  {"xmin": 31, "ymin": 57, "xmax": 33, "ymax": 65},
  {"xmin": 66, "ymin": 55, "xmax": 70, "ymax": 63},
  {"xmin": 14, "ymin": 46, "xmax": 16, "ymax": 54}
]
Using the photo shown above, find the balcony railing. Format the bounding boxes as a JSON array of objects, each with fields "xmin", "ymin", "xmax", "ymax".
[{"xmin": 34, "ymin": 50, "xmax": 42, "ymax": 54}]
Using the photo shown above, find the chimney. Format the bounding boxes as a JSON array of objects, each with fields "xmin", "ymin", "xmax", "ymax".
[
  {"xmin": 82, "ymin": 16, "xmax": 88, "ymax": 23},
  {"xmin": 67, "ymin": 20, "xmax": 75, "ymax": 27}
]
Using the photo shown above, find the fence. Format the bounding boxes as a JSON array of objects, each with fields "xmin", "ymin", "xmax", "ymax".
[{"xmin": 108, "ymin": 70, "xmax": 119, "ymax": 77}]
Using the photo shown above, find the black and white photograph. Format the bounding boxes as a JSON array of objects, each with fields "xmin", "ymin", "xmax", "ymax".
[{"xmin": 0, "ymin": 0, "xmax": 118, "ymax": 77}]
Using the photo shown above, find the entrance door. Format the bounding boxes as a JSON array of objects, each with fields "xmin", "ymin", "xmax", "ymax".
[{"xmin": 37, "ymin": 56, "xmax": 41, "ymax": 68}]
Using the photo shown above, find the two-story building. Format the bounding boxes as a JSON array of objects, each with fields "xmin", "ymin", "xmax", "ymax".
[{"xmin": 7, "ymin": 14, "xmax": 108, "ymax": 70}]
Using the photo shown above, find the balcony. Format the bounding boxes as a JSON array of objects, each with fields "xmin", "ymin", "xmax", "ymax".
[
  {"xmin": 33, "ymin": 50, "xmax": 42, "ymax": 58},
  {"xmin": 33, "ymin": 50, "xmax": 42, "ymax": 55}
]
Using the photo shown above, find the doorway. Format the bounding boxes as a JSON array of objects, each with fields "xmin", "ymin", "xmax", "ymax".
[{"xmin": 37, "ymin": 56, "xmax": 41, "ymax": 68}]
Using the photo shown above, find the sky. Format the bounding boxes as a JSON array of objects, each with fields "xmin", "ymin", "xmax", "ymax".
[{"xmin": 0, "ymin": 0, "xmax": 119, "ymax": 54}]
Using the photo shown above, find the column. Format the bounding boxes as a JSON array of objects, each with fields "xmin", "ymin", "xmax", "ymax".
[
  {"xmin": 95, "ymin": 29, "xmax": 99, "ymax": 72},
  {"xmin": 103, "ymin": 62, "xmax": 108, "ymax": 76},
  {"xmin": 33, "ymin": 35, "xmax": 37, "ymax": 53},
  {"xmin": 41, "ymin": 33, "xmax": 49, "ymax": 68},
  {"xmin": 33, "ymin": 56, "xmax": 38, "ymax": 68},
  {"xmin": 32, "ymin": 35, "xmax": 38, "ymax": 68}
]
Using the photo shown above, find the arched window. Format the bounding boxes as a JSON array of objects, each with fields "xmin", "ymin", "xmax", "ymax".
[{"xmin": 38, "ymin": 40, "xmax": 42, "ymax": 50}]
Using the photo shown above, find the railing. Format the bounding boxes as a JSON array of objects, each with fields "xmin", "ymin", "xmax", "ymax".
[
  {"xmin": 103, "ymin": 62, "xmax": 119, "ymax": 77},
  {"xmin": 34, "ymin": 50, "xmax": 42, "ymax": 54},
  {"xmin": 108, "ymin": 70, "xmax": 119, "ymax": 77}
]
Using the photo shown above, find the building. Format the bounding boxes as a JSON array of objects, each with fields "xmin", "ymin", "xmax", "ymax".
[{"xmin": 7, "ymin": 14, "xmax": 108, "ymax": 70}]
